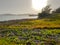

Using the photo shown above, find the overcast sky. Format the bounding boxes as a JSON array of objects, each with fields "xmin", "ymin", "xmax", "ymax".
[
  {"xmin": 48, "ymin": 0, "xmax": 60, "ymax": 10},
  {"xmin": 0, "ymin": 0, "xmax": 60, "ymax": 14}
]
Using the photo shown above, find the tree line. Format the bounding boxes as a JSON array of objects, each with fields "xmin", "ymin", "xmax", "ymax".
[{"xmin": 38, "ymin": 5, "xmax": 60, "ymax": 18}]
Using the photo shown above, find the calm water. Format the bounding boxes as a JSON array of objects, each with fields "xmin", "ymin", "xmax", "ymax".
[{"xmin": 0, "ymin": 14, "xmax": 38, "ymax": 21}]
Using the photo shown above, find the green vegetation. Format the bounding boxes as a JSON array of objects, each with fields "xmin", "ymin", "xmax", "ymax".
[
  {"xmin": 0, "ymin": 6, "xmax": 60, "ymax": 45},
  {"xmin": 0, "ymin": 15, "xmax": 60, "ymax": 45},
  {"xmin": 0, "ymin": 29, "xmax": 60, "ymax": 45}
]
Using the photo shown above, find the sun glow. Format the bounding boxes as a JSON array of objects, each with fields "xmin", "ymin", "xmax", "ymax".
[{"xmin": 32, "ymin": 0, "xmax": 47, "ymax": 11}]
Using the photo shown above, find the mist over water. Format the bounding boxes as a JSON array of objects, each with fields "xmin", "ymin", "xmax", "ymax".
[{"xmin": 0, "ymin": 14, "xmax": 38, "ymax": 21}]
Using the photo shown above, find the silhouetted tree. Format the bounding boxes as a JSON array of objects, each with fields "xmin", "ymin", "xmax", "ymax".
[
  {"xmin": 52, "ymin": 7, "xmax": 60, "ymax": 13},
  {"xmin": 38, "ymin": 5, "xmax": 52, "ymax": 18},
  {"xmin": 42, "ymin": 5, "xmax": 51, "ymax": 13}
]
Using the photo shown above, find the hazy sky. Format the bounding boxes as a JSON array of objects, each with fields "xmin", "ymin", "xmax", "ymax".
[
  {"xmin": 0, "ymin": 0, "xmax": 60, "ymax": 14},
  {"xmin": 48, "ymin": 0, "xmax": 60, "ymax": 10}
]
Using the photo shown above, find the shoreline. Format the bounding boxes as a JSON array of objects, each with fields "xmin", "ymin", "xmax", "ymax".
[{"xmin": 0, "ymin": 18, "xmax": 37, "ymax": 22}]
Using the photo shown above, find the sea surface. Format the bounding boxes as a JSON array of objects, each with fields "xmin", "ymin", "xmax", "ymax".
[{"xmin": 0, "ymin": 14, "xmax": 38, "ymax": 21}]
